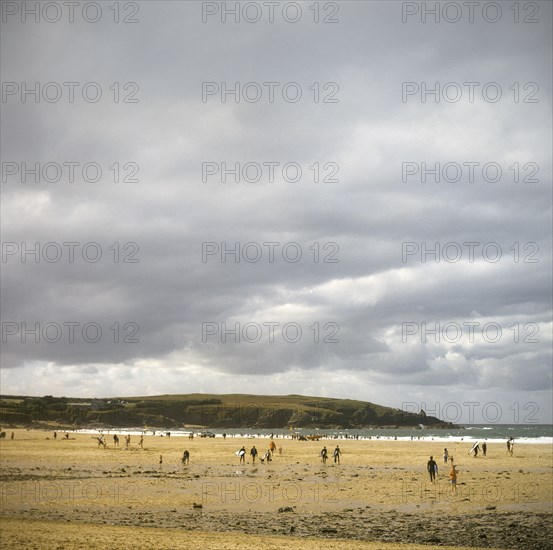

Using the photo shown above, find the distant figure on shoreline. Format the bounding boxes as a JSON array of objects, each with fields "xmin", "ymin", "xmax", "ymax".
[
  {"xmin": 139, "ymin": 435, "xmax": 144, "ymax": 449},
  {"xmin": 269, "ymin": 440, "xmax": 277, "ymax": 453},
  {"xmin": 181, "ymin": 450, "xmax": 190, "ymax": 465},
  {"xmin": 334, "ymin": 445, "xmax": 341, "ymax": 464},
  {"xmin": 427, "ymin": 456, "xmax": 437, "ymax": 483},
  {"xmin": 125, "ymin": 435, "xmax": 131, "ymax": 449},
  {"xmin": 250, "ymin": 446, "xmax": 258, "ymax": 463},
  {"xmin": 159, "ymin": 454, "xmax": 163, "ymax": 468},
  {"xmin": 238, "ymin": 446, "xmax": 246, "ymax": 463},
  {"xmin": 482, "ymin": 441, "xmax": 487, "ymax": 456},
  {"xmin": 321, "ymin": 446, "xmax": 328, "ymax": 464},
  {"xmin": 443, "ymin": 448, "xmax": 449, "ymax": 464},
  {"xmin": 260, "ymin": 449, "xmax": 272, "ymax": 463},
  {"xmin": 470, "ymin": 442, "xmax": 480, "ymax": 457},
  {"xmin": 113, "ymin": 434, "xmax": 119, "ymax": 446}
]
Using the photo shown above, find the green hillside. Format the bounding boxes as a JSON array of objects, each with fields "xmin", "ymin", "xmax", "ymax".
[{"xmin": 0, "ymin": 393, "xmax": 457, "ymax": 430}]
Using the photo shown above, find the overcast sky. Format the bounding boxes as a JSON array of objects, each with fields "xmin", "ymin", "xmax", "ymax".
[{"xmin": 1, "ymin": 1, "xmax": 552, "ymax": 423}]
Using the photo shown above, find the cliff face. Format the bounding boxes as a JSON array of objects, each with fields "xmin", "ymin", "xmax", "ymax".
[{"xmin": 0, "ymin": 394, "xmax": 458, "ymax": 429}]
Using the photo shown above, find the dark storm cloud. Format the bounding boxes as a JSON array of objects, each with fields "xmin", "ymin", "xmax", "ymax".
[{"xmin": 1, "ymin": 1, "xmax": 551, "ymax": 421}]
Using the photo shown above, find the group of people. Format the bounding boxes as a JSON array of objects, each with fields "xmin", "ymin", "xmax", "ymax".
[
  {"xmin": 426, "ymin": 440, "xmax": 513, "ymax": 494},
  {"xmin": 93, "ymin": 433, "xmax": 138, "ymax": 449},
  {"xmin": 426, "ymin": 453, "xmax": 458, "ymax": 494},
  {"xmin": 239, "ymin": 441, "xmax": 282, "ymax": 464},
  {"xmin": 96, "ymin": 434, "xmax": 142, "ymax": 449},
  {"xmin": 320, "ymin": 445, "xmax": 341, "ymax": 464},
  {"xmin": 238, "ymin": 443, "xmax": 343, "ymax": 465},
  {"xmin": 469, "ymin": 441, "xmax": 487, "ymax": 457}
]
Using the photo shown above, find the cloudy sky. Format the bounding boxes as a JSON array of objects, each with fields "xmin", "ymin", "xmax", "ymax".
[{"xmin": 1, "ymin": 1, "xmax": 552, "ymax": 423}]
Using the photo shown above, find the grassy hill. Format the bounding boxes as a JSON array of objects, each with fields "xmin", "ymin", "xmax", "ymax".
[{"xmin": 0, "ymin": 393, "xmax": 457, "ymax": 430}]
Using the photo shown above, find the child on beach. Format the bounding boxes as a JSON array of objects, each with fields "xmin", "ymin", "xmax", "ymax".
[
  {"xmin": 449, "ymin": 459, "xmax": 458, "ymax": 494},
  {"xmin": 443, "ymin": 448, "xmax": 449, "ymax": 464}
]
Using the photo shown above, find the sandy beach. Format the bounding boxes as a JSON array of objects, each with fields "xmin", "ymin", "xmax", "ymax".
[{"xmin": 1, "ymin": 429, "xmax": 551, "ymax": 549}]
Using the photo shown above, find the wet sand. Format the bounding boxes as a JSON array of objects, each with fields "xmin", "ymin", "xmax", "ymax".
[{"xmin": 1, "ymin": 429, "xmax": 551, "ymax": 549}]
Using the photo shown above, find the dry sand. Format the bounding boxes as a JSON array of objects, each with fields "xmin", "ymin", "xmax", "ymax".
[{"xmin": 1, "ymin": 429, "xmax": 552, "ymax": 549}]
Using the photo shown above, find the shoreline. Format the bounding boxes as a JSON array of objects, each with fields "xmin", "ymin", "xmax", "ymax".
[{"xmin": 10, "ymin": 426, "xmax": 551, "ymax": 445}]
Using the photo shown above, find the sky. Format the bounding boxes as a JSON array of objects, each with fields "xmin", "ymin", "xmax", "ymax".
[{"xmin": 1, "ymin": 0, "xmax": 552, "ymax": 424}]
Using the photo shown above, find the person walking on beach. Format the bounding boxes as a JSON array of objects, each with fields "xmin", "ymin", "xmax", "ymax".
[
  {"xmin": 506, "ymin": 439, "xmax": 511, "ymax": 455},
  {"xmin": 333, "ymin": 445, "xmax": 341, "ymax": 464},
  {"xmin": 427, "ymin": 456, "xmax": 437, "ymax": 483},
  {"xmin": 449, "ymin": 459, "xmax": 458, "ymax": 494},
  {"xmin": 443, "ymin": 448, "xmax": 449, "ymax": 464},
  {"xmin": 250, "ymin": 446, "xmax": 258, "ymax": 464},
  {"xmin": 181, "ymin": 450, "xmax": 190, "ymax": 465},
  {"xmin": 321, "ymin": 446, "xmax": 328, "ymax": 464},
  {"xmin": 139, "ymin": 435, "xmax": 144, "ymax": 449},
  {"xmin": 113, "ymin": 434, "xmax": 119, "ymax": 446},
  {"xmin": 53, "ymin": 432, "xmax": 57, "ymax": 440},
  {"xmin": 482, "ymin": 442, "xmax": 487, "ymax": 457},
  {"xmin": 509, "ymin": 438, "xmax": 514, "ymax": 456},
  {"xmin": 239, "ymin": 446, "xmax": 246, "ymax": 464}
]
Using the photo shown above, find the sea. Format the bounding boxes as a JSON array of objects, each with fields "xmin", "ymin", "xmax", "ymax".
[{"xmin": 76, "ymin": 424, "xmax": 553, "ymax": 444}]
